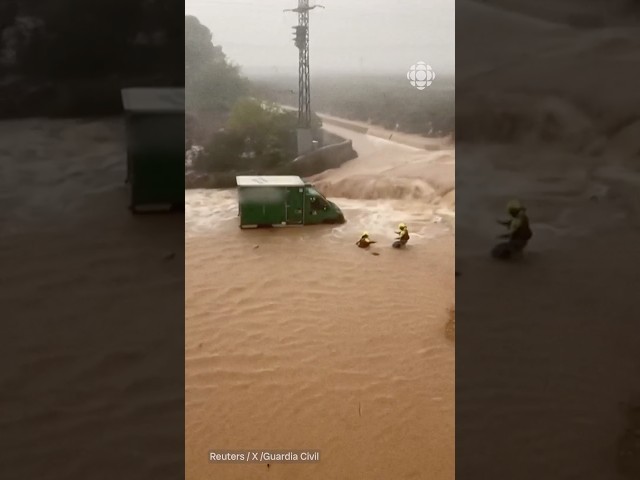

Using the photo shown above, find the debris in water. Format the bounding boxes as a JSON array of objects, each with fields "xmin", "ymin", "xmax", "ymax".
[
  {"xmin": 267, "ymin": 463, "xmax": 270, "ymax": 469},
  {"xmin": 358, "ymin": 402, "xmax": 362, "ymax": 417},
  {"xmin": 254, "ymin": 245, "xmax": 260, "ymax": 249},
  {"xmin": 371, "ymin": 252, "xmax": 380, "ymax": 256}
]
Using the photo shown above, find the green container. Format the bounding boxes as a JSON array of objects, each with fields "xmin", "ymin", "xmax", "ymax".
[
  {"xmin": 121, "ymin": 88, "xmax": 184, "ymax": 212},
  {"xmin": 236, "ymin": 176, "xmax": 345, "ymax": 228}
]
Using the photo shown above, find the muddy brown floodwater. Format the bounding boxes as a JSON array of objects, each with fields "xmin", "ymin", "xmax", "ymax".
[
  {"xmin": 185, "ymin": 123, "xmax": 455, "ymax": 479},
  {"xmin": 0, "ymin": 118, "xmax": 184, "ymax": 479}
]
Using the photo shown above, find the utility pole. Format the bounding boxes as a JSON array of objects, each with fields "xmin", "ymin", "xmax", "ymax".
[{"xmin": 284, "ymin": 1, "xmax": 324, "ymax": 154}]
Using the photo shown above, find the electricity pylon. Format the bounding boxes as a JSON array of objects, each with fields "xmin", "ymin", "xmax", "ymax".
[{"xmin": 284, "ymin": 1, "xmax": 324, "ymax": 153}]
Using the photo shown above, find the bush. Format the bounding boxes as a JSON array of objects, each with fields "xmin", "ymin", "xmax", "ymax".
[
  {"xmin": 191, "ymin": 98, "xmax": 298, "ymax": 174},
  {"xmin": 194, "ymin": 130, "xmax": 244, "ymax": 172}
]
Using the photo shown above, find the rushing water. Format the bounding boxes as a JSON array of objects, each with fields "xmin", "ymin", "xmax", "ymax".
[{"xmin": 185, "ymin": 125, "xmax": 456, "ymax": 479}]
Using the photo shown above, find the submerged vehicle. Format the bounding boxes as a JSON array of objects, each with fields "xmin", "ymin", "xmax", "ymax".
[
  {"xmin": 236, "ymin": 175, "xmax": 345, "ymax": 228},
  {"xmin": 121, "ymin": 87, "xmax": 184, "ymax": 213}
]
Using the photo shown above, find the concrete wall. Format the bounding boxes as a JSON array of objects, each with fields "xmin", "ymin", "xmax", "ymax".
[
  {"xmin": 288, "ymin": 134, "xmax": 357, "ymax": 178},
  {"xmin": 185, "ymin": 128, "xmax": 357, "ymax": 189},
  {"xmin": 320, "ymin": 116, "xmax": 369, "ymax": 134},
  {"xmin": 321, "ymin": 129, "xmax": 348, "ymax": 146}
]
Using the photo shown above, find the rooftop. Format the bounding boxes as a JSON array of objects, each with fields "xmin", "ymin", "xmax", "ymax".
[
  {"xmin": 236, "ymin": 176, "xmax": 305, "ymax": 187},
  {"xmin": 121, "ymin": 88, "xmax": 184, "ymax": 114}
]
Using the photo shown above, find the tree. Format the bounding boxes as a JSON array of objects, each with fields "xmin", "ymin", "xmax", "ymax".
[
  {"xmin": 0, "ymin": 2, "xmax": 19, "ymax": 56},
  {"xmin": 228, "ymin": 98, "xmax": 297, "ymax": 159},
  {"xmin": 185, "ymin": 15, "xmax": 248, "ymax": 112},
  {"xmin": 18, "ymin": 0, "xmax": 141, "ymax": 77},
  {"xmin": 194, "ymin": 98, "xmax": 298, "ymax": 174},
  {"xmin": 11, "ymin": 0, "xmax": 184, "ymax": 80}
]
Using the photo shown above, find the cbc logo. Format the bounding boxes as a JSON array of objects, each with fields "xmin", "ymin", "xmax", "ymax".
[{"xmin": 407, "ymin": 62, "xmax": 435, "ymax": 90}]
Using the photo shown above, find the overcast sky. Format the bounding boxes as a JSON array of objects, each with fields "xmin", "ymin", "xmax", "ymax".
[{"xmin": 185, "ymin": 0, "xmax": 454, "ymax": 77}]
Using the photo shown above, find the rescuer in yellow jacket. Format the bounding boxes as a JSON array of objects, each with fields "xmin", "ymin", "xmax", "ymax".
[
  {"xmin": 497, "ymin": 199, "xmax": 532, "ymax": 254},
  {"xmin": 395, "ymin": 223, "xmax": 410, "ymax": 246},
  {"xmin": 356, "ymin": 232, "xmax": 376, "ymax": 248}
]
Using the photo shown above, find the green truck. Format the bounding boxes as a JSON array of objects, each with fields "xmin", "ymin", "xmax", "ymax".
[
  {"xmin": 236, "ymin": 175, "xmax": 346, "ymax": 228},
  {"xmin": 121, "ymin": 87, "xmax": 184, "ymax": 213}
]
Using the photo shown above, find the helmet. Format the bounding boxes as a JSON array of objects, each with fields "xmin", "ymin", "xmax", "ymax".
[
  {"xmin": 507, "ymin": 199, "xmax": 523, "ymax": 212},
  {"xmin": 361, "ymin": 232, "xmax": 369, "ymax": 238},
  {"xmin": 398, "ymin": 223, "xmax": 407, "ymax": 230}
]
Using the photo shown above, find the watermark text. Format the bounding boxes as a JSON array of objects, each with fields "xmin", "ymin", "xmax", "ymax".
[{"xmin": 209, "ymin": 450, "xmax": 321, "ymax": 463}]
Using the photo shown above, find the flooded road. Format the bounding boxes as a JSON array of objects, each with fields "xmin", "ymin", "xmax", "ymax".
[
  {"xmin": 185, "ymin": 124, "xmax": 455, "ymax": 479},
  {"xmin": 0, "ymin": 118, "xmax": 184, "ymax": 479}
]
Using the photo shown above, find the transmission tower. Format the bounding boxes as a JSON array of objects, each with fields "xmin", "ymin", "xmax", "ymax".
[{"xmin": 285, "ymin": 1, "xmax": 324, "ymax": 149}]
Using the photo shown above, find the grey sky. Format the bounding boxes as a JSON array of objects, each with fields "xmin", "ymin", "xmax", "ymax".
[{"xmin": 185, "ymin": 0, "xmax": 454, "ymax": 77}]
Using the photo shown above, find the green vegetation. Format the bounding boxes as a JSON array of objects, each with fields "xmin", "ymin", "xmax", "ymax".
[
  {"xmin": 185, "ymin": 16, "xmax": 324, "ymax": 179},
  {"xmin": 193, "ymin": 98, "xmax": 298, "ymax": 173},
  {"xmin": 17, "ymin": 0, "xmax": 181, "ymax": 79},
  {"xmin": 0, "ymin": 0, "xmax": 183, "ymax": 117},
  {"xmin": 254, "ymin": 74, "xmax": 455, "ymax": 137},
  {"xmin": 185, "ymin": 15, "xmax": 249, "ymax": 113},
  {"xmin": 185, "ymin": 15, "xmax": 291, "ymax": 174},
  {"xmin": 191, "ymin": 97, "xmax": 323, "ymax": 173}
]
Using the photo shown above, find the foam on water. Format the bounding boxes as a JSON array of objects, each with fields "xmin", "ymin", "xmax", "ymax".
[{"xmin": 186, "ymin": 123, "xmax": 455, "ymax": 242}]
